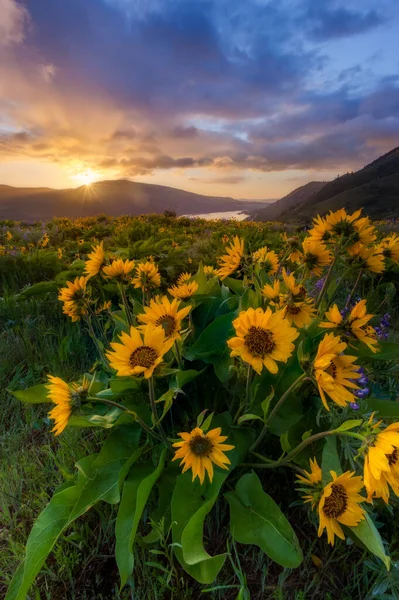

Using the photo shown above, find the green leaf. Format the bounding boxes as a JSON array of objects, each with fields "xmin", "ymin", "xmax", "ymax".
[
  {"xmin": 237, "ymin": 414, "xmax": 263, "ymax": 425},
  {"xmin": 9, "ymin": 384, "xmax": 50, "ymax": 404},
  {"xmin": 110, "ymin": 377, "xmax": 141, "ymax": 394},
  {"xmin": 335, "ymin": 419, "xmax": 363, "ymax": 432},
  {"xmin": 17, "ymin": 281, "xmax": 58, "ymax": 300},
  {"xmin": 321, "ymin": 436, "xmax": 341, "ymax": 487},
  {"xmin": 354, "ymin": 342, "xmax": 399, "ymax": 361},
  {"xmin": 261, "ymin": 388, "xmax": 274, "ymax": 421},
  {"xmin": 223, "ymin": 277, "xmax": 245, "ymax": 295},
  {"xmin": 225, "ymin": 472, "xmax": 302, "ymax": 568},
  {"xmin": 141, "ymin": 464, "xmax": 180, "ymax": 545},
  {"xmin": 172, "ymin": 423, "xmax": 254, "ymax": 584},
  {"xmin": 347, "ymin": 513, "xmax": 390, "ymax": 570},
  {"xmin": 68, "ymin": 408, "xmax": 124, "ymax": 429},
  {"xmin": 183, "ymin": 312, "xmax": 236, "ymax": 361},
  {"xmin": 115, "ymin": 448, "xmax": 166, "ymax": 588},
  {"xmin": 175, "ymin": 369, "xmax": 204, "ymax": 389},
  {"xmin": 5, "ymin": 456, "xmax": 96, "ymax": 600},
  {"xmin": 366, "ymin": 398, "xmax": 399, "ymax": 419},
  {"xmin": 280, "ymin": 432, "xmax": 291, "ymax": 453}
]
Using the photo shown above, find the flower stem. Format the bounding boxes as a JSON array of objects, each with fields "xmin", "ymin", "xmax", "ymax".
[
  {"xmin": 249, "ymin": 373, "xmax": 309, "ymax": 452},
  {"xmin": 118, "ymin": 283, "xmax": 134, "ymax": 327},
  {"xmin": 345, "ymin": 268, "xmax": 363, "ymax": 309},
  {"xmin": 84, "ymin": 315, "xmax": 108, "ymax": 369},
  {"xmin": 174, "ymin": 340, "xmax": 183, "ymax": 368},
  {"xmin": 233, "ymin": 365, "xmax": 252, "ymax": 424},
  {"xmin": 148, "ymin": 377, "xmax": 170, "ymax": 448},
  {"xmin": 316, "ymin": 243, "xmax": 341, "ymax": 310},
  {"xmin": 87, "ymin": 397, "xmax": 162, "ymax": 441}
]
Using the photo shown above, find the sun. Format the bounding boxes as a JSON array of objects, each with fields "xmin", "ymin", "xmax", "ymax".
[{"xmin": 71, "ymin": 169, "xmax": 100, "ymax": 187}]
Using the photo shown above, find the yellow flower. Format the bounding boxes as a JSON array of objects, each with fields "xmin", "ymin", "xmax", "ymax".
[
  {"xmin": 227, "ymin": 307, "xmax": 299, "ymax": 375},
  {"xmin": 85, "ymin": 242, "xmax": 105, "ymax": 278},
  {"xmin": 137, "ymin": 295, "xmax": 191, "ymax": 340},
  {"xmin": 172, "ymin": 240, "xmax": 180, "ymax": 248},
  {"xmin": 106, "ymin": 324, "xmax": 173, "ymax": 378},
  {"xmin": 252, "ymin": 246, "xmax": 279, "ymax": 275},
  {"xmin": 168, "ymin": 280, "xmax": 199, "ymax": 300},
  {"xmin": 102, "ymin": 258, "xmax": 135, "ymax": 282},
  {"xmin": 308, "ymin": 215, "xmax": 332, "ymax": 243},
  {"xmin": 95, "ymin": 300, "xmax": 112, "ymax": 314},
  {"xmin": 172, "ymin": 427, "xmax": 234, "ymax": 484},
  {"xmin": 204, "ymin": 265, "xmax": 215, "ymax": 276},
  {"xmin": 318, "ymin": 471, "xmax": 365, "ymax": 546},
  {"xmin": 378, "ymin": 234, "xmax": 399, "ymax": 263},
  {"xmin": 6, "ymin": 230, "xmax": 12, "ymax": 241},
  {"xmin": 177, "ymin": 272, "xmax": 192, "ymax": 285},
  {"xmin": 296, "ymin": 457, "xmax": 322, "ymax": 508},
  {"xmin": 58, "ymin": 276, "xmax": 89, "ymax": 322},
  {"xmin": 347, "ymin": 243, "xmax": 385, "ymax": 273},
  {"xmin": 261, "ymin": 280, "xmax": 280, "ymax": 301},
  {"xmin": 132, "ymin": 261, "xmax": 161, "ymax": 291},
  {"xmin": 320, "ymin": 299, "xmax": 378, "ymax": 353},
  {"xmin": 281, "ymin": 268, "xmax": 307, "ymax": 300},
  {"xmin": 47, "ymin": 375, "xmax": 73, "ymax": 436},
  {"xmin": 364, "ymin": 419, "xmax": 399, "ymax": 503},
  {"xmin": 302, "ymin": 238, "xmax": 332, "ymax": 276},
  {"xmin": 282, "ymin": 301, "xmax": 316, "ymax": 328},
  {"xmin": 280, "ymin": 233, "xmax": 302, "ymax": 262},
  {"xmin": 57, "ymin": 247, "xmax": 63, "ymax": 259},
  {"xmin": 40, "ymin": 233, "xmax": 49, "ymax": 248},
  {"xmin": 313, "ymin": 333, "xmax": 360, "ymax": 410},
  {"xmin": 324, "ymin": 208, "xmax": 376, "ymax": 246},
  {"xmin": 216, "ymin": 236, "xmax": 244, "ymax": 280}
]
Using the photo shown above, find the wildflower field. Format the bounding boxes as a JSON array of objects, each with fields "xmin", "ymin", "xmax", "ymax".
[{"xmin": 1, "ymin": 209, "xmax": 399, "ymax": 600}]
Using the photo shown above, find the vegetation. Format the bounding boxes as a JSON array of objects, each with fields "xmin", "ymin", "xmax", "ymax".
[{"xmin": 1, "ymin": 210, "xmax": 399, "ymax": 600}]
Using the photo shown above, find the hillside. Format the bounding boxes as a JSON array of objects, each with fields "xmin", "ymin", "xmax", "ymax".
[
  {"xmin": 251, "ymin": 181, "xmax": 326, "ymax": 221},
  {"xmin": 0, "ymin": 180, "xmax": 270, "ymax": 221},
  {"xmin": 252, "ymin": 146, "xmax": 399, "ymax": 223}
]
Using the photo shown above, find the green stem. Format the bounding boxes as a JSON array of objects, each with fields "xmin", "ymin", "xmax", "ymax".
[
  {"xmin": 148, "ymin": 377, "xmax": 170, "ymax": 448},
  {"xmin": 118, "ymin": 283, "xmax": 133, "ymax": 327},
  {"xmin": 233, "ymin": 365, "xmax": 252, "ymax": 424},
  {"xmin": 316, "ymin": 242, "xmax": 341, "ymax": 310},
  {"xmin": 88, "ymin": 397, "xmax": 162, "ymax": 441},
  {"xmin": 249, "ymin": 373, "xmax": 308, "ymax": 452},
  {"xmin": 174, "ymin": 340, "xmax": 183, "ymax": 368},
  {"xmin": 345, "ymin": 268, "xmax": 363, "ymax": 309},
  {"xmin": 85, "ymin": 315, "xmax": 108, "ymax": 369}
]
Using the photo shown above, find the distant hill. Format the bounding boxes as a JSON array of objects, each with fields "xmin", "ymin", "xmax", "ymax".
[
  {"xmin": 251, "ymin": 181, "xmax": 326, "ymax": 221},
  {"xmin": 0, "ymin": 179, "xmax": 270, "ymax": 221},
  {"xmin": 251, "ymin": 146, "xmax": 399, "ymax": 222}
]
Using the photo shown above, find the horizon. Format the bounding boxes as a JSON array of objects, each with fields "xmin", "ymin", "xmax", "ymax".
[{"xmin": 1, "ymin": 0, "xmax": 398, "ymax": 200}]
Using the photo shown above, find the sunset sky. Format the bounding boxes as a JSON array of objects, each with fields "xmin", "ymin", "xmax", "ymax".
[{"xmin": 0, "ymin": 0, "xmax": 398, "ymax": 200}]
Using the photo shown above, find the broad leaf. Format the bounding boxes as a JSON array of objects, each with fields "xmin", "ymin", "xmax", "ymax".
[
  {"xmin": 321, "ymin": 436, "xmax": 342, "ymax": 487},
  {"xmin": 366, "ymin": 398, "xmax": 399, "ymax": 419},
  {"xmin": 346, "ymin": 513, "xmax": 390, "ymax": 570},
  {"xmin": 9, "ymin": 384, "xmax": 50, "ymax": 404},
  {"xmin": 225, "ymin": 472, "xmax": 302, "ymax": 568},
  {"xmin": 353, "ymin": 342, "xmax": 399, "ymax": 361}
]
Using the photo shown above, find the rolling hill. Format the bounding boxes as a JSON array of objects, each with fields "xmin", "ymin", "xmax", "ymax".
[
  {"xmin": 250, "ymin": 181, "xmax": 326, "ymax": 221},
  {"xmin": 0, "ymin": 179, "xmax": 270, "ymax": 221},
  {"xmin": 251, "ymin": 146, "xmax": 399, "ymax": 222}
]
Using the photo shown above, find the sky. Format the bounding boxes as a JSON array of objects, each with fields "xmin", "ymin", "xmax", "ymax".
[{"xmin": 0, "ymin": 0, "xmax": 398, "ymax": 200}]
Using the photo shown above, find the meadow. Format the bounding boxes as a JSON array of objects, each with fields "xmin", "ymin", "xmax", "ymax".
[{"xmin": 1, "ymin": 210, "xmax": 399, "ymax": 600}]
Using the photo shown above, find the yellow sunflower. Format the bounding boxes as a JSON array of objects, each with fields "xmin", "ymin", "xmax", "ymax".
[
  {"xmin": 296, "ymin": 457, "xmax": 322, "ymax": 508},
  {"xmin": 168, "ymin": 280, "xmax": 199, "ymax": 300},
  {"xmin": 85, "ymin": 242, "xmax": 105, "ymax": 278},
  {"xmin": 102, "ymin": 258, "xmax": 135, "ymax": 282},
  {"xmin": 318, "ymin": 471, "xmax": 365, "ymax": 546},
  {"xmin": 172, "ymin": 426, "xmax": 234, "ymax": 484},
  {"xmin": 302, "ymin": 238, "xmax": 332, "ymax": 276},
  {"xmin": 177, "ymin": 272, "xmax": 192, "ymax": 285},
  {"xmin": 47, "ymin": 375, "xmax": 73, "ymax": 436},
  {"xmin": 364, "ymin": 417, "xmax": 399, "ymax": 503},
  {"xmin": 261, "ymin": 279, "xmax": 280, "ymax": 301},
  {"xmin": 324, "ymin": 208, "xmax": 376, "ymax": 246},
  {"xmin": 281, "ymin": 301, "xmax": 316, "ymax": 328},
  {"xmin": 132, "ymin": 261, "xmax": 161, "ymax": 291},
  {"xmin": 313, "ymin": 333, "xmax": 360, "ymax": 410},
  {"xmin": 282, "ymin": 268, "xmax": 307, "ymax": 300},
  {"xmin": 58, "ymin": 276, "xmax": 89, "ymax": 322},
  {"xmin": 227, "ymin": 307, "xmax": 299, "ymax": 375},
  {"xmin": 308, "ymin": 215, "xmax": 332, "ymax": 243},
  {"xmin": 280, "ymin": 233, "xmax": 302, "ymax": 262},
  {"xmin": 204, "ymin": 265, "xmax": 216, "ymax": 276},
  {"xmin": 216, "ymin": 236, "xmax": 244, "ymax": 279},
  {"xmin": 137, "ymin": 295, "xmax": 191, "ymax": 340},
  {"xmin": 252, "ymin": 247, "xmax": 279, "ymax": 275},
  {"xmin": 378, "ymin": 234, "xmax": 399, "ymax": 264},
  {"xmin": 320, "ymin": 299, "xmax": 378, "ymax": 353},
  {"xmin": 347, "ymin": 243, "xmax": 385, "ymax": 273},
  {"xmin": 106, "ymin": 324, "xmax": 174, "ymax": 378}
]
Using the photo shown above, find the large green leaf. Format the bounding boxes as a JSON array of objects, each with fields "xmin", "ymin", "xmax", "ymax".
[
  {"xmin": 141, "ymin": 464, "xmax": 180, "ymax": 545},
  {"xmin": 366, "ymin": 398, "xmax": 399, "ymax": 419},
  {"xmin": 9, "ymin": 384, "xmax": 50, "ymax": 404},
  {"xmin": 353, "ymin": 342, "xmax": 399, "ymax": 361},
  {"xmin": 225, "ymin": 472, "xmax": 302, "ymax": 568},
  {"xmin": 346, "ymin": 513, "xmax": 390, "ymax": 570},
  {"xmin": 17, "ymin": 281, "xmax": 58, "ymax": 300},
  {"xmin": 321, "ymin": 436, "xmax": 342, "ymax": 487},
  {"xmin": 116, "ymin": 448, "xmax": 166, "ymax": 588},
  {"xmin": 5, "ymin": 456, "xmax": 96, "ymax": 600},
  {"xmin": 171, "ymin": 423, "xmax": 254, "ymax": 584},
  {"xmin": 183, "ymin": 312, "xmax": 236, "ymax": 361}
]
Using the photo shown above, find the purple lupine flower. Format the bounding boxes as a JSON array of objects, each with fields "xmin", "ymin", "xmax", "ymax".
[
  {"xmin": 355, "ymin": 388, "xmax": 369, "ymax": 399},
  {"xmin": 358, "ymin": 376, "xmax": 369, "ymax": 386},
  {"xmin": 350, "ymin": 402, "xmax": 360, "ymax": 410}
]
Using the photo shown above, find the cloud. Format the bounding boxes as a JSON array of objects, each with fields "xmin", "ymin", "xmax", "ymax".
[
  {"xmin": 303, "ymin": 3, "xmax": 384, "ymax": 41},
  {"xmin": 0, "ymin": 0, "xmax": 29, "ymax": 45}
]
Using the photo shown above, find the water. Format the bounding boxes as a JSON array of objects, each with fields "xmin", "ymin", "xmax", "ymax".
[{"xmin": 182, "ymin": 210, "xmax": 249, "ymax": 221}]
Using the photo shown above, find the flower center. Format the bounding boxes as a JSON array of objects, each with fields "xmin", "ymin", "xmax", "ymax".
[
  {"xmin": 244, "ymin": 326, "xmax": 276, "ymax": 357},
  {"xmin": 286, "ymin": 304, "xmax": 301, "ymax": 315},
  {"xmin": 189, "ymin": 435, "xmax": 212, "ymax": 456},
  {"xmin": 328, "ymin": 360, "xmax": 338, "ymax": 379},
  {"xmin": 323, "ymin": 483, "xmax": 348, "ymax": 518},
  {"xmin": 129, "ymin": 346, "xmax": 158, "ymax": 368},
  {"xmin": 387, "ymin": 447, "xmax": 398, "ymax": 466},
  {"xmin": 155, "ymin": 314, "xmax": 176, "ymax": 337},
  {"xmin": 333, "ymin": 220, "xmax": 356, "ymax": 238},
  {"xmin": 304, "ymin": 252, "xmax": 318, "ymax": 269}
]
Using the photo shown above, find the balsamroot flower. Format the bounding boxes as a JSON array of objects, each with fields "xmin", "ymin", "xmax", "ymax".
[
  {"xmin": 47, "ymin": 375, "xmax": 73, "ymax": 435},
  {"xmin": 58, "ymin": 276, "xmax": 89, "ymax": 322},
  {"xmin": 302, "ymin": 238, "xmax": 332, "ymax": 276},
  {"xmin": 168, "ymin": 280, "xmax": 199, "ymax": 300},
  {"xmin": 176, "ymin": 272, "xmax": 192, "ymax": 285},
  {"xmin": 216, "ymin": 236, "xmax": 244, "ymax": 279},
  {"xmin": 320, "ymin": 299, "xmax": 379, "ymax": 353},
  {"xmin": 252, "ymin": 246, "xmax": 279, "ymax": 275},
  {"xmin": 132, "ymin": 261, "xmax": 161, "ymax": 291},
  {"xmin": 347, "ymin": 243, "xmax": 385, "ymax": 274},
  {"xmin": 227, "ymin": 307, "xmax": 298, "ymax": 374},
  {"xmin": 363, "ymin": 416, "xmax": 399, "ymax": 503},
  {"xmin": 173, "ymin": 427, "xmax": 234, "ymax": 484},
  {"xmin": 102, "ymin": 258, "xmax": 135, "ymax": 282},
  {"xmin": 313, "ymin": 333, "xmax": 360, "ymax": 410},
  {"xmin": 137, "ymin": 295, "xmax": 191, "ymax": 340},
  {"xmin": 85, "ymin": 242, "xmax": 105, "ymax": 277},
  {"xmin": 106, "ymin": 324, "xmax": 173, "ymax": 378}
]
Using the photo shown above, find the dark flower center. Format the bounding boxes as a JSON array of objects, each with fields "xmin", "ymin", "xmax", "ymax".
[
  {"xmin": 244, "ymin": 326, "xmax": 276, "ymax": 357},
  {"xmin": 304, "ymin": 252, "xmax": 319, "ymax": 269},
  {"xmin": 328, "ymin": 361, "xmax": 338, "ymax": 379},
  {"xmin": 333, "ymin": 220, "xmax": 356, "ymax": 238},
  {"xmin": 387, "ymin": 447, "xmax": 398, "ymax": 466},
  {"xmin": 129, "ymin": 346, "xmax": 158, "ymax": 368},
  {"xmin": 155, "ymin": 314, "xmax": 176, "ymax": 337},
  {"xmin": 323, "ymin": 483, "xmax": 348, "ymax": 518},
  {"xmin": 286, "ymin": 304, "xmax": 301, "ymax": 315},
  {"xmin": 189, "ymin": 435, "xmax": 212, "ymax": 456}
]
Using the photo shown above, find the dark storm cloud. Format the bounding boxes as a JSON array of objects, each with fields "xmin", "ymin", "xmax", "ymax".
[{"xmin": 302, "ymin": 2, "xmax": 384, "ymax": 41}]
